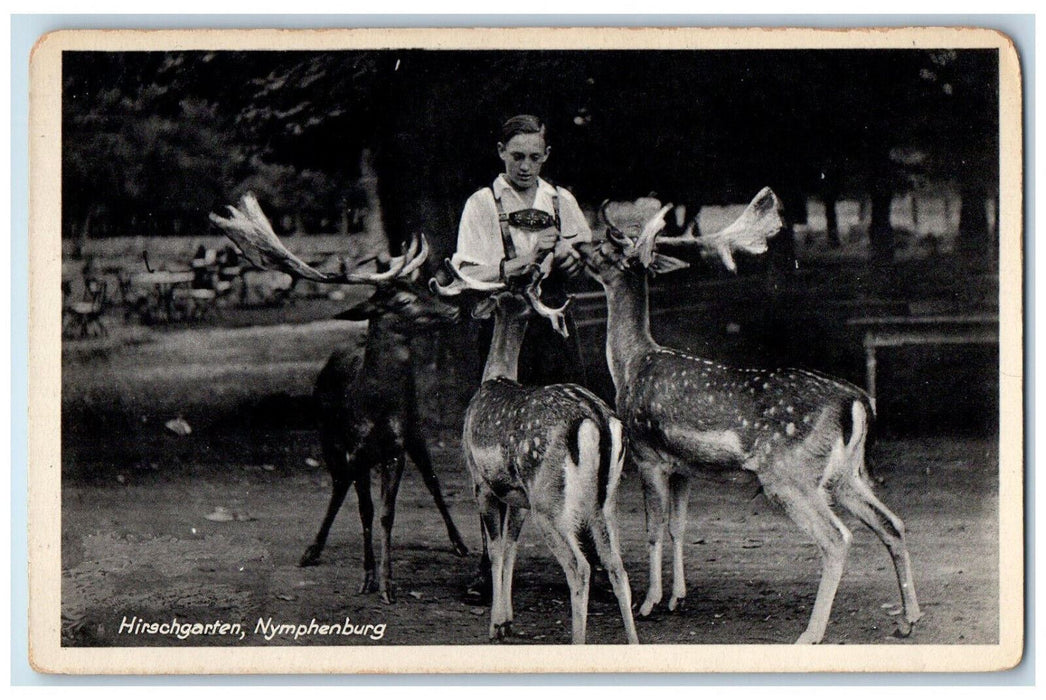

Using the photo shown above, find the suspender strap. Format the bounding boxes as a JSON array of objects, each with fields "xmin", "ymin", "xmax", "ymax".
[
  {"xmin": 492, "ymin": 191, "xmax": 517, "ymax": 260},
  {"xmin": 490, "ymin": 186, "xmax": 564, "ymax": 261}
]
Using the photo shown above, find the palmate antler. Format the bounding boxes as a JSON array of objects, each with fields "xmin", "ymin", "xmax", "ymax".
[
  {"xmin": 603, "ymin": 187, "xmax": 784, "ymax": 273},
  {"xmin": 209, "ymin": 193, "xmax": 429, "ymax": 285},
  {"xmin": 432, "ymin": 254, "xmax": 572, "ymax": 338}
]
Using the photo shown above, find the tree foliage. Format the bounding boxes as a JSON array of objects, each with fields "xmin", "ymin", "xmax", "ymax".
[{"xmin": 62, "ymin": 48, "xmax": 999, "ymax": 260}]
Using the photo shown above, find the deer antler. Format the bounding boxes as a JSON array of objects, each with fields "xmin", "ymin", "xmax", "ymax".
[
  {"xmin": 633, "ymin": 203, "xmax": 673, "ymax": 268},
  {"xmin": 524, "ymin": 254, "xmax": 571, "ymax": 338},
  {"xmin": 598, "ymin": 188, "xmax": 783, "ymax": 273},
  {"xmin": 431, "ymin": 260, "xmax": 508, "ymax": 297},
  {"xmin": 399, "ymin": 234, "xmax": 430, "ymax": 278},
  {"xmin": 655, "ymin": 187, "xmax": 783, "ymax": 272},
  {"xmin": 209, "ymin": 193, "xmax": 428, "ymax": 285}
]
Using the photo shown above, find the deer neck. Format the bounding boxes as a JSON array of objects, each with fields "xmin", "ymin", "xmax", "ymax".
[
  {"xmin": 362, "ymin": 319, "xmax": 412, "ymax": 373},
  {"xmin": 483, "ymin": 310, "xmax": 528, "ymax": 382},
  {"xmin": 602, "ymin": 271, "xmax": 658, "ymax": 391}
]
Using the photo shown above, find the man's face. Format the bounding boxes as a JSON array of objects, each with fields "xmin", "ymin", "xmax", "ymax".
[{"xmin": 497, "ymin": 132, "xmax": 550, "ymax": 190}]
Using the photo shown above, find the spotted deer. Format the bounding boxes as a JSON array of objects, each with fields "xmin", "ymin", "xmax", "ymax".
[
  {"xmin": 434, "ymin": 256, "xmax": 639, "ymax": 644},
  {"xmin": 210, "ymin": 194, "xmax": 469, "ymax": 604},
  {"xmin": 575, "ymin": 188, "xmax": 922, "ymax": 644}
]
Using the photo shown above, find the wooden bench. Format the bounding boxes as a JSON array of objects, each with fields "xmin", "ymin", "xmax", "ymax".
[{"xmin": 846, "ymin": 313, "xmax": 999, "ymax": 406}]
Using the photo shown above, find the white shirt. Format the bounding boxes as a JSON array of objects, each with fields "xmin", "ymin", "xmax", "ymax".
[{"xmin": 451, "ymin": 175, "xmax": 592, "ymax": 267}]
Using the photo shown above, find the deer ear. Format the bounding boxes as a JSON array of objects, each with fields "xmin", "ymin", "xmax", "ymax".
[
  {"xmin": 471, "ymin": 296, "xmax": 498, "ymax": 320},
  {"xmin": 648, "ymin": 253, "xmax": 690, "ymax": 275},
  {"xmin": 333, "ymin": 298, "xmax": 381, "ymax": 321}
]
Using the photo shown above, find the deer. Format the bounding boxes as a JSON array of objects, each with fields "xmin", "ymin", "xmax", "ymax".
[
  {"xmin": 210, "ymin": 193, "xmax": 469, "ymax": 604},
  {"xmin": 433, "ymin": 255, "xmax": 639, "ymax": 644},
  {"xmin": 573, "ymin": 188, "xmax": 922, "ymax": 644}
]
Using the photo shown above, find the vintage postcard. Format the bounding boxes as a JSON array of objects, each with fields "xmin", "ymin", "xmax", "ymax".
[{"xmin": 28, "ymin": 26, "xmax": 1022, "ymax": 674}]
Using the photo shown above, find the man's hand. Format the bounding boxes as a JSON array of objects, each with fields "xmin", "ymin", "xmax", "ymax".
[
  {"xmin": 534, "ymin": 228, "xmax": 559, "ymax": 252},
  {"xmin": 553, "ymin": 239, "xmax": 583, "ymax": 278},
  {"xmin": 502, "ymin": 254, "xmax": 540, "ymax": 281}
]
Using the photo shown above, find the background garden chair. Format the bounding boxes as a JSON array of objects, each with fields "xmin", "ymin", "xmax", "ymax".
[{"xmin": 63, "ymin": 277, "xmax": 108, "ymax": 338}]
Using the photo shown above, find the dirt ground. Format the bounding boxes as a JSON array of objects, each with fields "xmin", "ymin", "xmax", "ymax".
[
  {"xmin": 59, "ymin": 332, "xmax": 1000, "ymax": 649},
  {"xmin": 61, "ymin": 429, "xmax": 999, "ymax": 648}
]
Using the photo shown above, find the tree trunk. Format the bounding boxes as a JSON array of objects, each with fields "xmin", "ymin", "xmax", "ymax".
[
  {"xmin": 957, "ymin": 183, "xmax": 991, "ymax": 256},
  {"xmin": 823, "ymin": 194, "xmax": 841, "ymax": 247},
  {"xmin": 764, "ymin": 188, "xmax": 801, "ymax": 273},
  {"xmin": 869, "ymin": 190, "xmax": 894, "ymax": 263},
  {"xmin": 359, "ymin": 148, "xmax": 384, "ymax": 239},
  {"xmin": 339, "ymin": 206, "xmax": 350, "ymax": 236},
  {"xmin": 73, "ymin": 206, "xmax": 100, "ymax": 260}
]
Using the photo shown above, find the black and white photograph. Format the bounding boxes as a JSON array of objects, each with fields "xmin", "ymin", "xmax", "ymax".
[{"xmin": 28, "ymin": 26, "xmax": 1022, "ymax": 674}]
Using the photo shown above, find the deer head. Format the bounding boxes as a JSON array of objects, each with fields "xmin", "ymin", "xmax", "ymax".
[
  {"xmin": 209, "ymin": 193, "xmax": 459, "ymax": 331},
  {"xmin": 578, "ymin": 187, "xmax": 784, "ymax": 280},
  {"xmin": 432, "ymin": 252, "xmax": 572, "ymax": 338}
]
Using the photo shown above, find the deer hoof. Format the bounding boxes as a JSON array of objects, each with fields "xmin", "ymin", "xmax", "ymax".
[
  {"xmin": 490, "ymin": 622, "xmax": 513, "ymax": 641},
  {"xmin": 893, "ymin": 618, "xmax": 917, "ymax": 638},
  {"xmin": 637, "ymin": 599, "xmax": 659, "ymax": 617},
  {"xmin": 380, "ymin": 586, "xmax": 396, "ymax": 604},
  {"xmin": 451, "ymin": 539, "xmax": 470, "ymax": 558},
  {"xmin": 358, "ymin": 572, "xmax": 378, "ymax": 595},
  {"xmin": 668, "ymin": 596, "xmax": 686, "ymax": 612},
  {"xmin": 464, "ymin": 574, "xmax": 493, "ymax": 606},
  {"xmin": 299, "ymin": 546, "xmax": 322, "ymax": 567},
  {"xmin": 794, "ymin": 630, "xmax": 822, "ymax": 645}
]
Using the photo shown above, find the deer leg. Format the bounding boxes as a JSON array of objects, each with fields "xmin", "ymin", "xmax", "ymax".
[
  {"xmin": 589, "ymin": 516, "xmax": 639, "ymax": 644},
  {"xmin": 499, "ymin": 505, "xmax": 528, "ymax": 638},
  {"xmin": 667, "ymin": 472, "xmax": 692, "ymax": 611},
  {"xmin": 355, "ymin": 470, "xmax": 378, "ymax": 594},
  {"xmin": 533, "ymin": 512, "xmax": 590, "ymax": 644},
  {"xmin": 478, "ymin": 494, "xmax": 509, "ymax": 640},
  {"xmin": 301, "ymin": 440, "xmax": 361, "ymax": 567},
  {"xmin": 299, "ymin": 476, "xmax": 352, "ymax": 567},
  {"xmin": 833, "ymin": 476, "xmax": 923, "ymax": 635},
  {"xmin": 638, "ymin": 462, "xmax": 670, "ymax": 616},
  {"xmin": 405, "ymin": 431, "xmax": 469, "ymax": 557},
  {"xmin": 377, "ymin": 455, "xmax": 406, "ymax": 604},
  {"xmin": 465, "ymin": 516, "xmax": 493, "ymax": 605},
  {"xmin": 566, "ymin": 529, "xmax": 592, "ymax": 645},
  {"xmin": 767, "ymin": 477, "xmax": 853, "ymax": 644}
]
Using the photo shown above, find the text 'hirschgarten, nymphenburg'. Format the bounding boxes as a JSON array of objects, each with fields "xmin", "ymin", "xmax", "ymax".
[{"xmin": 116, "ymin": 616, "xmax": 387, "ymax": 642}]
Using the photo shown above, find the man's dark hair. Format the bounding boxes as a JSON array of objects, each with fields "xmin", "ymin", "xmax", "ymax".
[{"xmin": 500, "ymin": 114, "xmax": 547, "ymax": 145}]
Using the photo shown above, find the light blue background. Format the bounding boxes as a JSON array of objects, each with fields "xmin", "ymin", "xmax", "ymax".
[{"xmin": 9, "ymin": 12, "xmax": 1034, "ymax": 686}]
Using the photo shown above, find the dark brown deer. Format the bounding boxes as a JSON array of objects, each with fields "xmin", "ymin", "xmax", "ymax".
[
  {"xmin": 210, "ymin": 194, "xmax": 468, "ymax": 604},
  {"xmin": 434, "ymin": 257, "xmax": 639, "ymax": 644},
  {"xmin": 575, "ymin": 189, "xmax": 922, "ymax": 643}
]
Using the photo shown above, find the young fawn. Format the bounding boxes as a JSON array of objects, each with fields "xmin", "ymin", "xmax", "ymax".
[
  {"xmin": 575, "ymin": 189, "xmax": 922, "ymax": 643},
  {"xmin": 434, "ymin": 257, "xmax": 639, "ymax": 644},
  {"xmin": 210, "ymin": 194, "xmax": 468, "ymax": 604}
]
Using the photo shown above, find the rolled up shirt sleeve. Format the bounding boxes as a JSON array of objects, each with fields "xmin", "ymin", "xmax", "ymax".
[
  {"xmin": 451, "ymin": 191, "xmax": 503, "ymax": 268},
  {"xmin": 556, "ymin": 187, "xmax": 593, "ymax": 244}
]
